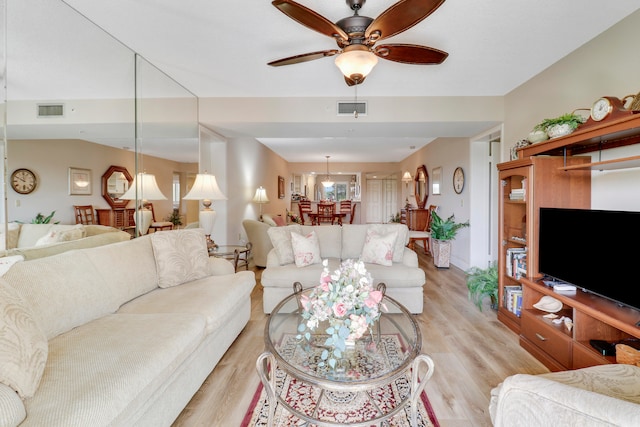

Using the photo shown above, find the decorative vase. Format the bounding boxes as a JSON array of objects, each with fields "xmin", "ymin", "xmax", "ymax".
[
  {"xmin": 527, "ymin": 130, "xmax": 548, "ymax": 144},
  {"xmin": 431, "ymin": 239, "xmax": 451, "ymax": 268},
  {"xmin": 547, "ymin": 123, "xmax": 573, "ymax": 139}
]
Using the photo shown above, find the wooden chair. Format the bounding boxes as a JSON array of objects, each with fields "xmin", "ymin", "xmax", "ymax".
[
  {"xmin": 408, "ymin": 205, "xmax": 438, "ymax": 254},
  {"xmin": 333, "ymin": 200, "xmax": 352, "ymax": 225},
  {"xmin": 144, "ymin": 202, "xmax": 174, "ymax": 232},
  {"xmin": 350, "ymin": 202, "xmax": 357, "ymax": 224},
  {"xmin": 316, "ymin": 201, "xmax": 335, "ymax": 224},
  {"xmin": 74, "ymin": 205, "xmax": 96, "ymax": 225},
  {"xmin": 298, "ymin": 200, "xmax": 312, "ymax": 225}
]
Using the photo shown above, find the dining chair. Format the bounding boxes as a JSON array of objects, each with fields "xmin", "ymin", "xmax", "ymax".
[
  {"xmin": 317, "ymin": 201, "xmax": 335, "ymax": 224},
  {"xmin": 408, "ymin": 205, "xmax": 438, "ymax": 254},
  {"xmin": 144, "ymin": 202, "xmax": 174, "ymax": 232},
  {"xmin": 74, "ymin": 205, "xmax": 96, "ymax": 225},
  {"xmin": 298, "ymin": 200, "xmax": 312, "ymax": 225}
]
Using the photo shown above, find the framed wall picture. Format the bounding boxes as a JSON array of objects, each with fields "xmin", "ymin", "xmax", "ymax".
[
  {"xmin": 69, "ymin": 167, "xmax": 92, "ymax": 195},
  {"xmin": 278, "ymin": 175, "xmax": 285, "ymax": 199},
  {"xmin": 432, "ymin": 167, "xmax": 442, "ymax": 195}
]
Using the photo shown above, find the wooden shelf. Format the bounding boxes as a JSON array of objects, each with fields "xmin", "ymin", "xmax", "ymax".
[
  {"xmin": 559, "ymin": 155, "xmax": 640, "ymax": 171},
  {"xmin": 519, "ymin": 114, "xmax": 640, "ymax": 158}
]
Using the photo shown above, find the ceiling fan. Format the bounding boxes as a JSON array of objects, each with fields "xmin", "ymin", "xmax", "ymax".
[{"xmin": 268, "ymin": 0, "xmax": 449, "ymax": 86}]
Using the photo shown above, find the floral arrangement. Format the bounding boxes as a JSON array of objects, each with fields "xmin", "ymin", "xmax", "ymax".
[
  {"xmin": 286, "ymin": 209, "xmax": 302, "ymax": 224},
  {"xmin": 297, "ymin": 259, "xmax": 386, "ymax": 368}
]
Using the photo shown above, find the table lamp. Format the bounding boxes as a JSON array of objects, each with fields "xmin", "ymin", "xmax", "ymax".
[
  {"xmin": 120, "ymin": 172, "xmax": 167, "ymax": 235},
  {"xmin": 183, "ymin": 172, "xmax": 227, "ymax": 247},
  {"xmin": 402, "ymin": 171, "xmax": 413, "ymax": 207},
  {"xmin": 252, "ymin": 186, "xmax": 269, "ymax": 220}
]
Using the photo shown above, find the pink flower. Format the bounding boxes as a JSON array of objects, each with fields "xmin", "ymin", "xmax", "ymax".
[
  {"xmin": 365, "ymin": 290, "xmax": 383, "ymax": 308},
  {"xmin": 299, "ymin": 294, "xmax": 311, "ymax": 311},
  {"xmin": 333, "ymin": 303, "xmax": 347, "ymax": 317}
]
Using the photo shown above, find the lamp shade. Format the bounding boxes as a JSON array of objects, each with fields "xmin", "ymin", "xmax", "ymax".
[
  {"xmin": 252, "ymin": 186, "xmax": 270, "ymax": 204},
  {"xmin": 183, "ymin": 173, "xmax": 227, "ymax": 202},
  {"xmin": 120, "ymin": 172, "xmax": 167, "ymax": 201},
  {"xmin": 334, "ymin": 45, "xmax": 378, "ymax": 82},
  {"xmin": 402, "ymin": 172, "xmax": 413, "ymax": 183}
]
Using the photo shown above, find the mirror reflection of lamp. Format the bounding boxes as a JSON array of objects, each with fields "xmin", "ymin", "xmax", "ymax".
[
  {"xmin": 120, "ymin": 172, "xmax": 167, "ymax": 235},
  {"xmin": 252, "ymin": 186, "xmax": 269, "ymax": 220},
  {"xmin": 183, "ymin": 172, "xmax": 227, "ymax": 248},
  {"xmin": 402, "ymin": 171, "xmax": 412, "ymax": 207}
]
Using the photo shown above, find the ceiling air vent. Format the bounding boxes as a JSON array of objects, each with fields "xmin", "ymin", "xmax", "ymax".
[
  {"xmin": 37, "ymin": 104, "xmax": 64, "ymax": 117},
  {"xmin": 337, "ymin": 101, "xmax": 367, "ymax": 116}
]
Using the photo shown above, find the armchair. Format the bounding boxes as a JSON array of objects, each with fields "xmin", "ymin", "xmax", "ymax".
[{"xmin": 242, "ymin": 219, "xmax": 273, "ymax": 268}]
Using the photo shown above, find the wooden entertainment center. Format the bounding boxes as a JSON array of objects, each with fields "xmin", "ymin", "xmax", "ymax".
[{"xmin": 497, "ymin": 114, "xmax": 640, "ymax": 371}]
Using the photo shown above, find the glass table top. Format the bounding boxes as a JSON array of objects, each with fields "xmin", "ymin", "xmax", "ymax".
[{"xmin": 265, "ymin": 288, "xmax": 421, "ymax": 389}]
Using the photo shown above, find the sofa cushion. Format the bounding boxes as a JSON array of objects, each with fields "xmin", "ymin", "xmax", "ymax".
[
  {"xmin": 151, "ymin": 229, "xmax": 210, "ymax": 288},
  {"xmin": 363, "ymin": 261, "xmax": 426, "ymax": 288},
  {"xmin": 22, "ymin": 313, "xmax": 205, "ymax": 426},
  {"xmin": 0, "ymin": 255, "xmax": 24, "ymax": 276},
  {"xmin": 2, "ymin": 251, "xmax": 117, "ymax": 340},
  {"xmin": 267, "ymin": 224, "xmax": 302, "ymax": 265},
  {"xmin": 300, "ymin": 225, "xmax": 342, "ymax": 259},
  {"xmin": 361, "ymin": 228, "xmax": 398, "ymax": 266},
  {"xmin": 0, "ymin": 279, "xmax": 48, "ymax": 398},
  {"xmin": 0, "ymin": 223, "xmax": 21, "ymax": 250},
  {"xmin": 261, "ymin": 258, "xmax": 342, "ymax": 289},
  {"xmin": 117, "ymin": 271, "xmax": 256, "ymax": 332},
  {"xmin": 366, "ymin": 224, "xmax": 408, "ymax": 263},
  {"xmin": 34, "ymin": 224, "xmax": 85, "ymax": 246},
  {"xmin": 291, "ymin": 230, "xmax": 321, "ymax": 267},
  {"xmin": 84, "ymin": 236, "xmax": 160, "ymax": 307}
]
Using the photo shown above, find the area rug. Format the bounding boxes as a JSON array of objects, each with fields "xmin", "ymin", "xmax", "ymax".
[{"xmin": 241, "ymin": 334, "xmax": 440, "ymax": 427}]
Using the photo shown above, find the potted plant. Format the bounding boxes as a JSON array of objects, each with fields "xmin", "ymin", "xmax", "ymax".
[
  {"xmin": 430, "ymin": 211, "xmax": 469, "ymax": 268},
  {"xmin": 533, "ymin": 112, "xmax": 586, "ymax": 139},
  {"xmin": 465, "ymin": 262, "xmax": 498, "ymax": 312},
  {"xmin": 31, "ymin": 210, "xmax": 59, "ymax": 224},
  {"xmin": 165, "ymin": 208, "xmax": 183, "ymax": 228}
]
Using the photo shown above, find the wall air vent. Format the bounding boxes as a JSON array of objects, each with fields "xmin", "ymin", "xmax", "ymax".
[
  {"xmin": 37, "ymin": 104, "xmax": 64, "ymax": 117},
  {"xmin": 337, "ymin": 101, "xmax": 367, "ymax": 116}
]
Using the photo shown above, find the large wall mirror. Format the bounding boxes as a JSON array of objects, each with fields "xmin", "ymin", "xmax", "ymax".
[
  {"xmin": 415, "ymin": 165, "xmax": 429, "ymax": 209},
  {"xmin": 3, "ymin": 0, "xmax": 198, "ymax": 240}
]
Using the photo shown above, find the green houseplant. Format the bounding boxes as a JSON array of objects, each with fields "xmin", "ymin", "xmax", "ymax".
[
  {"xmin": 30, "ymin": 210, "xmax": 59, "ymax": 224},
  {"xmin": 165, "ymin": 208, "xmax": 183, "ymax": 228},
  {"xmin": 533, "ymin": 112, "xmax": 586, "ymax": 139},
  {"xmin": 465, "ymin": 262, "xmax": 498, "ymax": 312},
  {"xmin": 430, "ymin": 211, "xmax": 469, "ymax": 268}
]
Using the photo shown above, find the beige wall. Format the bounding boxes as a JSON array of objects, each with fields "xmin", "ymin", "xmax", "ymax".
[{"xmin": 7, "ymin": 139, "xmax": 196, "ymax": 224}]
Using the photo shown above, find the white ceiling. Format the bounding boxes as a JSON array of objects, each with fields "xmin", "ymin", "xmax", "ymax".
[{"xmin": 8, "ymin": 0, "xmax": 640, "ymax": 163}]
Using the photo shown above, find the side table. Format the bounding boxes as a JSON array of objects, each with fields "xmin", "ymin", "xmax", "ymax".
[{"xmin": 209, "ymin": 243, "xmax": 252, "ymax": 271}]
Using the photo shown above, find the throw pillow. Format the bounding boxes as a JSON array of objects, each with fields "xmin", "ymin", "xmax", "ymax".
[
  {"xmin": 267, "ymin": 224, "xmax": 302, "ymax": 265},
  {"xmin": 272, "ymin": 216, "xmax": 286, "ymax": 227},
  {"xmin": 34, "ymin": 224, "xmax": 85, "ymax": 246},
  {"xmin": 0, "ymin": 280, "xmax": 48, "ymax": 399},
  {"xmin": 361, "ymin": 229, "xmax": 398, "ymax": 266},
  {"xmin": 0, "ymin": 255, "xmax": 24, "ymax": 277},
  {"xmin": 151, "ymin": 229, "xmax": 210, "ymax": 288},
  {"xmin": 291, "ymin": 230, "xmax": 321, "ymax": 267}
]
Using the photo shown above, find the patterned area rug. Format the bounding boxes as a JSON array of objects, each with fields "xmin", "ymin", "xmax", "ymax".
[{"xmin": 242, "ymin": 334, "xmax": 439, "ymax": 427}]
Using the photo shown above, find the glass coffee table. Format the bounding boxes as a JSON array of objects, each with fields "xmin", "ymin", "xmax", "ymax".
[
  {"xmin": 208, "ymin": 243, "xmax": 252, "ymax": 271},
  {"xmin": 257, "ymin": 286, "xmax": 435, "ymax": 427}
]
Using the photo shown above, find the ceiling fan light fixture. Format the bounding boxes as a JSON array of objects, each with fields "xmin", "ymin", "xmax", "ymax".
[{"xmin": 334, "ymin": 45, "xmax": 378, "ymax": 82}]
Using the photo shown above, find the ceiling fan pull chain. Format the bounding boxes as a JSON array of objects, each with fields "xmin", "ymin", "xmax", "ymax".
[{"xmin": 353, "ymin": 83, "xmax": 359, "ymax": 119}]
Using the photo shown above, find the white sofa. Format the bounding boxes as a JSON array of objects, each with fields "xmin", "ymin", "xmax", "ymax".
[
  {"xmin": 0, "ymin": 228, "xmax": 255, "ymax": 427},
  {"xmin": 489, "ymin": 364, "xmax": 640, "ymax": 426},
  {"xmin": 0, "ymin": 223, "xmax": 131, "ymax": 260},
  {"xmin": 260, "ymin": 223, "xmax": 426, "ymax": 314}
]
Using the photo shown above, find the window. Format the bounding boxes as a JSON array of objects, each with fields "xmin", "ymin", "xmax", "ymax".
[{"xmin": 172, "ymin": 173, "xmax": 180, "ymax": 209}]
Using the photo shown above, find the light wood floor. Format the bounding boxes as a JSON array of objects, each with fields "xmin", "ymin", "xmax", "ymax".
[{"xmin": 172, "ymin": 251, "xmax": 548, "ymax": 427}]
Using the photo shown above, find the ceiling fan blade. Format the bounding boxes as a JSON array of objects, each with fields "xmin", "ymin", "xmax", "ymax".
[
  {"xmin": 365, "ymin": 0, "xmax": 446, "ymax": 42},
  {"xmin": 268, "ymin": 50, "xmax": 340, "ymax": 67},
  {"xmin": 272, "ymin": 0, "xmax": 349, "ymax": 42},
  {"xmin": 374, "ymin": 44, "xmax": 448, "ymax": 64}
]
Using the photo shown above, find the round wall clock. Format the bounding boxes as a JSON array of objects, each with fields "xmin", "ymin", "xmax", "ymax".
[
  {"xmin": 11, "ymin": 168, "xmax": 38, "ymax": 194},
  {"xmin": 453, "ymin": 167, "xmax": 465, "ymax": 194}
]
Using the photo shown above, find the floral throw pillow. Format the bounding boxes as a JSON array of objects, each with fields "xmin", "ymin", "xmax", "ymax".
[
  {"xmin": 361, "ymin": 229, "xmax": 398, "ymax": 266},
  {"xmin": 291, "ymin": 231, "xmax": 321, "ymax": 267},
  {"xmin": 267, "ymin": 224, "xmax": 302, "ymax": 265},
  {"xmin": 0, "ymin": 280, "xmax": 48, "ymax": 398}
]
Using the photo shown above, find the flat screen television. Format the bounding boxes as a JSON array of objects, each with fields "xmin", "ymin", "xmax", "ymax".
[{"xmin": 538, "ymin": 207, "xmax": 640, "ymax": 311}]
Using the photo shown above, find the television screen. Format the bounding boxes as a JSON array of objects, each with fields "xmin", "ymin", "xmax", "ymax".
[{"xmin": 538, "ymin": 207, "xmax": 640, "ymax": 311}]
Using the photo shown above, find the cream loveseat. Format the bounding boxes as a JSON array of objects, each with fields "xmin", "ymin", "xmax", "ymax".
[
  {"xmin": 0, "ymin": 228, "xmax": 255, "ymax": 427},
  {"xmin": 0, "ymin": 223, "xmax": 131, "ymax": 260},
  {"xmin": 489, "ymin": 364, "xmax": 640, "ymax": 426},
  {"xmin": 261, "ymin": 223, "xmax": 426, "ymax": 314}
]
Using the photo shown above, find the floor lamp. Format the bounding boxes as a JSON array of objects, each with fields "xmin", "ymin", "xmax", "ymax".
[
  {"xmin": 183, "ymin": 172, "xmax": 227, "ymax": 248},
  {"xmin": 402, "ymin": 171, "xmax": 413, "ymax": 208},
  {"xmin": 120, "ymin": 172, "xmax": 167, "ymax": 235},
  {"xmin": 252, "ymin": 186, "xmax": 269, "ymax": 220}
]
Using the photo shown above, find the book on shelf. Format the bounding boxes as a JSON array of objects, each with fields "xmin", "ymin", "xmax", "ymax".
[
  {"xmin": 506, "ymin": 247, "xmax": 527, "ymax": 278},
  {"xmin": 503, "ymin": 285, "xmax": 523, "ymax": 317}
]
